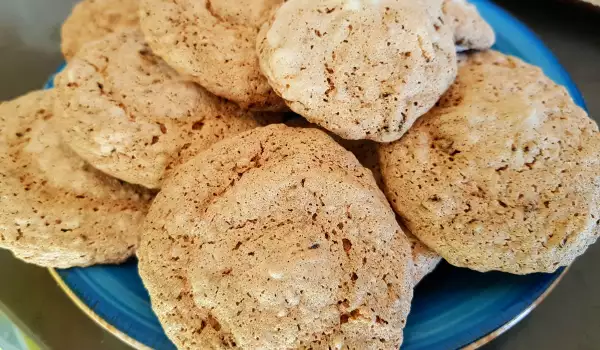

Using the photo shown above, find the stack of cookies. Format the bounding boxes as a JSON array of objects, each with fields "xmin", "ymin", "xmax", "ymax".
[{"xmin": 0, "ymin": 0, "xmax": 598, "ymax": 348}]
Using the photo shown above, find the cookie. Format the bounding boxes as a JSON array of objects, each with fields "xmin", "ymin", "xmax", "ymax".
[
  {"xmin": 257, "ymin": 0, "xmax": 457, "ymax": 142},
  {"xmin": 380, "ymin": 50, "xmax": 600, "ymax": 274},
  {"xmin": 139, "ymin": 0, "xmax": 286, "ymax": 111},
  {"xmin": 138, "ymin": 124, "xmax": 414, "ymax": 349},
  {"xmin": 55, "ymin": 29, "xmax": 272, "ymax": 189},
  {"xmin": 61, "ymin": 0, "xmax": 139, "ymax": 60},
  {"xmin": 0, "ymin": 90, "xmax": 152, "ymax": 268},
  {"xmin": 443, "ymin": 0, "xmax": 495, "ymax": 51}
]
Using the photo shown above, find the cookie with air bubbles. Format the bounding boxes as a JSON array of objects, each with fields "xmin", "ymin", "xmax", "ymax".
[
  {"xmin": 138, "ymin": 124, "xmax": 414, "ymax": 349},
  {"xmin": 0, "ymin": 90, "xmax": 152, "ymax": 268},
  {"xmin": 61, "ymin": 0, "xmax": 139, "ymax": 60},
  {"xmin": 139, "ymin": 0, "xmax": 287, "ymax": 111},
  {"xmin": 380, "ymin": 50, "xmax": 600, "ymax": 274},
  {"xmin": 443, "ymin": 0, "xmax": 495, "ymax": 51},
  {"xmin": 258, "ymin": 0, "xmax": 457, "ymax": 142},
  {"xmin": 54, "ymin": 29, "xmax": 273, "ymax": 189}
]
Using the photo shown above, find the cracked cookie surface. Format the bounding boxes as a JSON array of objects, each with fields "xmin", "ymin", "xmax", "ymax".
[
  {"xmin": 54, "ymin": 29, "xmax": 270, "ymax": 189},
  {"xmin": 257, "ymin": 0, "xmax": 457, "ymax": 142},
  {"xmin": 380, "ymin": 50, "xmax": 600, "ymax": 274},
  {"xmin": 0, "ymin": 90, "xmax": 152, "ymax": 268},
  {"xmin": 138, "ymin": 124, "xmax": 414, "ymax": 349}
]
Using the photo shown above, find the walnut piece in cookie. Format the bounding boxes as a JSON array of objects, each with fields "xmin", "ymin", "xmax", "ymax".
[
  {"xmin": 380, "ymin": 50, "xmax": 600, "ymax": 274},
  {"xmin": 0, "ymin": 90, "xmax": 152, "ymax": 268},
  {"xmin": 54, "ymin": 29, "xmax": 273, "ymax": 189},
  {"xmin": 258, "ymin": 0, "xmax": 457, "ymax": 142},
  {"xmin": 139, "ymin": 124, "xmax": 414, "ymax": 349},
  {"xmin": 61, "ymin": 0, "xmax": 139, "ymax": 59},
  {"xmin": 139, "ymin": 0, "xmax": 287, "ymax": 111}
]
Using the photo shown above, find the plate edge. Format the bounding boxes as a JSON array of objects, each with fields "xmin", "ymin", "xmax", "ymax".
[
  {"xmin": 47, "ymin": 268, "xmax": 152, "ymax": 350},
  {"xmin": 461, "ymin": 266, "xmax": 570, "ymax": 349}
]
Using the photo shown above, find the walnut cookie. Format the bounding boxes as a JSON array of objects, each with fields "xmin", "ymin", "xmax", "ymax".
[
  {"xmin": 380, "ymin": 50, "xmax": 600, "ymax": 274},
  {"xmin": 0, "ymin": 90, "xmax": 152, "ymax": 268},
  {"xmin": 54, "ymin": 29, "xmax": 274, "ymax": 189},
  {"xmin": 258, "ymin": 0, "xmax": 457, "ymax": 142},
  {"xmin": 139, "ymin": 0, "xmax": 287, "ymax": 111},
  {"xmin": 61, "ymin": 0, "xmax": 140, "ymax": 59},
  {"xmin": 138, "ymin": 124, "xmax": 415, "ymax": 349}
]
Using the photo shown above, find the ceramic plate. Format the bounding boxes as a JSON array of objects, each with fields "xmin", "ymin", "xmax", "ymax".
[{"xmin": 46, "ymin": 0, "xmax": 586, "ymax": 349}]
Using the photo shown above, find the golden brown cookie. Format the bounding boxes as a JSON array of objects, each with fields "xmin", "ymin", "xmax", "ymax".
[
  {"xmin": 55, "ymin": 29, "xmax": 271, "ymax": 189},
  {"xmin": 0, "ymin": 90, "xmax": 152, "ymax": 268},
  {"xmin": 258, "ymin": 0, "xmax": 457, "ymax": 142},
  {"xmin": 139, "ymin": 124, "xmax": 414, "ymax": 349},
  {"xmin": 139, "ymin": 0, "xmax": 286, "ymax": 111},
  {"xmin": 380, "ymin": 50, "xmax": 600, "ymax": 274},
  {"xmin": 61, "ymin": 0, "xmax": 139, "ymax": 59},
  {"xmin": 443, "ymin": 0, "xmax": 495, "ymax": 51}
]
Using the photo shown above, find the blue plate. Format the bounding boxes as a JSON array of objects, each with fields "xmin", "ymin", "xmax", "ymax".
[{"xmin": 47, "ymin": 1, "xmax": 586, "ymax": 349}]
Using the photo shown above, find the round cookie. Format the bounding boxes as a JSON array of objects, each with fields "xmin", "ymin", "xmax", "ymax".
[
  {"xmin": 257, "ymin": 0, "xmax": 457, "ymax": 142},
  {"xmin": 139, "ymin": 0, "xmax": 286, "ymax": 111},
  {"xmin": 61, "ymin": 0, "xmax": 139, "ymax": 60},
  {"xmin": 380, "ymin": 50, "xmax": 600, "ymax": 274},
  {"xmin": 139, "ymin": 124, "xmax": 414, "ymax": 349},
  {"xmin": 0, "ymin": 90, "xmax": 152, "ymax": 268},
  {"xmin": 55, "ymin": 29, "xmax": 272, "ymax": 189},
  {"xmin": 443, "ymin": 0, "xmax": 495, "ymax": 51}
]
